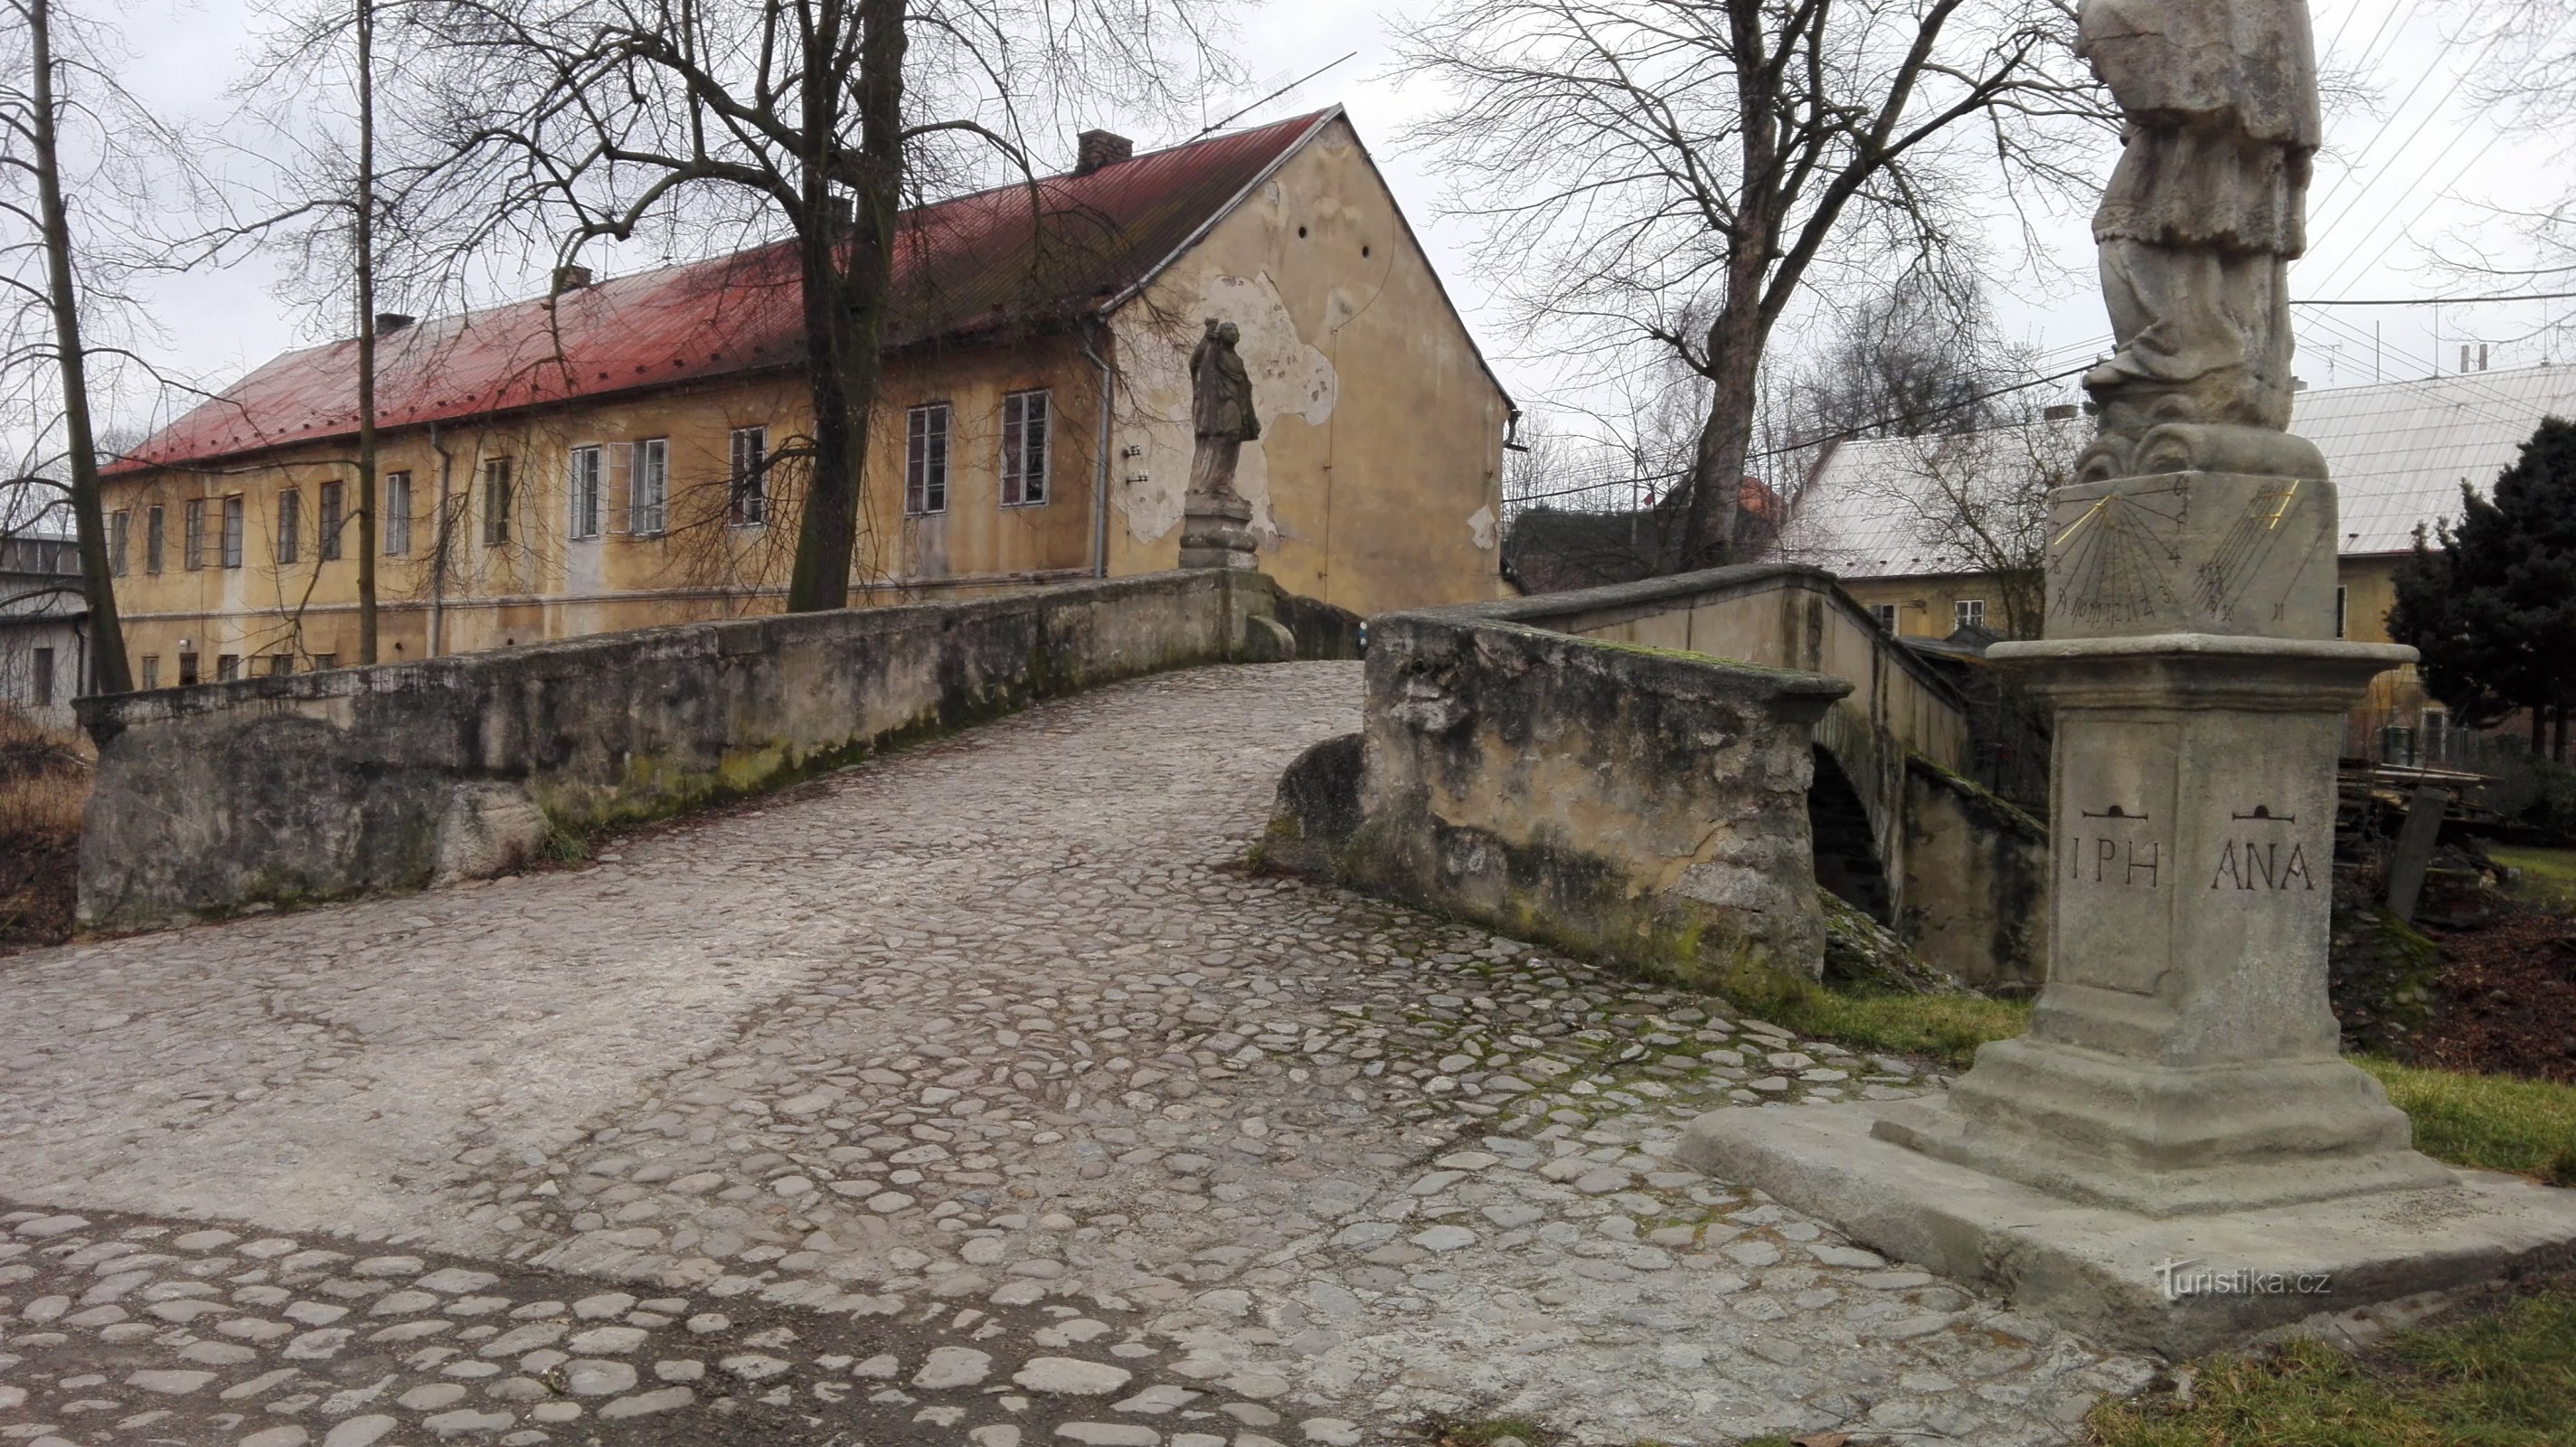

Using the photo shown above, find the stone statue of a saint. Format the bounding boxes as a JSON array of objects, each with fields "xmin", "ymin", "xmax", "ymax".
[
  {"xmin": 1188, "ymin": 318, "xmax": 1260, "ymax": 502},
  {"xmin": 2076, "ymin": 0, "xmax": 2325, "ymax": 481}
]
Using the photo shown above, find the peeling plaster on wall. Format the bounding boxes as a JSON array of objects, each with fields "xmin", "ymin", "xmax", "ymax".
[
  {"xmin": 1467, "ymin": 504, "xmax": 1497, "ymax": 552},
  {"xmin": 1112, "ymin": 270, "xmax": 1337, "ymax": 548}
]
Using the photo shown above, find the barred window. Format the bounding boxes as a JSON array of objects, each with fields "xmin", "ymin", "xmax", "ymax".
[
  {"xmin": 276, "ymin": 487, "xmax": 300, "ymax": 564},
  {"xmin": 1000, "ymin": 390, "xmax": 1050, "ymax": 506},
  {"xmin": 319, "ymin": 480, "xmax": 344, "ymax": 561},
  {"xmin": 383, "ymin": 471, "xmax": 411, "ymax": 555},
  {"xmin": 906, "ymin": 404, "xmax": 950, "ymax": 515},
  {"xmin": 629, "ymin": 438, "xmax": 667, "ymax": 536},
  {"xmin": 482, "ymin": 458, "xmax": 514, "ymax": 546},
  {"xmin": 729, "ymin": 426, "xmax": 768, "ymax": 526},
  {"xmin": 568, "ymin": 447, "xmax": 603, "ymax": 540}
]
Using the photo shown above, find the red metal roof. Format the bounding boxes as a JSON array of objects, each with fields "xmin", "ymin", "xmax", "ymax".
[{"xmin": 116, "ymin": 110, "xmax": 1336, "ymax": 473}]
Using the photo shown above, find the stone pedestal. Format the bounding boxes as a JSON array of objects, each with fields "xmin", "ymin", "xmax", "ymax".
[
  {"xmin": 1680, "ymin": 468, "xmax": 2576, "ymax": 1349},
  {"xmin": 1870, "ymin": 633, "xmax": 2449, "ymax": 1216},
  {"xmin": 1179, "ymin": 494, "xmax": 1258, "ymax": 571}
]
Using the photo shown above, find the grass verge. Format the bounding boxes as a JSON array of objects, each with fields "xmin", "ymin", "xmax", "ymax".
[
  {"xmin": 2490, "ymin": 844, "xmax": 2576, "ymax": 913},
  {"xmin": 2084, "ymin": 1283, "xmax": 2576, "ymax": 1446},
  {"xmin": 1712, "ymin": 963, "xmax": 2032, "ymax": 1071},
  {"xmin": 1713, "ymin": 971, "xmax": 2576, "ymax": 1181},
  {"xmin": 2359, "ymin": 1057, "xmax": 2576, "ymax": 1185}
]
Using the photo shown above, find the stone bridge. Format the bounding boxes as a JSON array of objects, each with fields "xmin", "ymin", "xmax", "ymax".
[
  {"xmin": 1496, "ymin": 566, "xmax": 1982, "ymax": 930},
  {"xmin": 2, "ymin": 659, "xmax": 2139, "ymax": 1445}
]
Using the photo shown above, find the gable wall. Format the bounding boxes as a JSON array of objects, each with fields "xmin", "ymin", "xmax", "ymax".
[{"xmin": 1106, "ymin": 116, "xmax": 1510, "ymax": 615}]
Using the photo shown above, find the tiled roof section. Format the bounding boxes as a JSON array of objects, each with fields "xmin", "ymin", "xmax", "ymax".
[
  {"xmin": 1778, "ymin": 364, "xmax": 2576, "ymax": 577},
  {"xmin": 115, "ymin": 110, "xmax": 1335, "ymax": 473}
]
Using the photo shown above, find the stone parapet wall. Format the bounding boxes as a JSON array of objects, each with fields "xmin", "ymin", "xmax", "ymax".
[
  {"xmin": 78, "ymin": 570, "xmax": 1323, "ymax": 932},
  {"xmin": 1270, "ymin": 588, "xmax": 1851, "ymax": 981}
]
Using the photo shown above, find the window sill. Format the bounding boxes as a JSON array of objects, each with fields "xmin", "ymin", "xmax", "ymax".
[{"xmin": 999, "ymin": 498, "xmax": 1051, "ymax": 510}]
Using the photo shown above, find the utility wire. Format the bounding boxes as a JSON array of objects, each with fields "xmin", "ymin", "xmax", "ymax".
[{"xmin": 1194, "ymin": 53, "xmax": 1358, "ymax": 138}]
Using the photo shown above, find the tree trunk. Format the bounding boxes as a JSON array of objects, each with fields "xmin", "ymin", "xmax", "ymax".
[
  {"xmin": 784, "ymin": 0, "xmax": 906, "ymax": 614},
  {"xmin": 353, "ymin": 0, "xmax": 380, "ymax": 662},
  {"xmin": 1679, "ymin": 293, "xmax": 1765, "ymax": 572},
  {"xmin": 29, "ymin": 0, "xmax": 129, "ymax": 696}
]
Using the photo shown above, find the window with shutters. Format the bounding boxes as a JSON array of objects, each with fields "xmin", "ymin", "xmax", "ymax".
[
  {"xmin": 482, "ymin": 459, "xmax": 514, "ymax": 545},
  {"xmin": 1000, "ymin": 390, "xmax": 1050, "ymax": 506},
  {"xmin": 382, "ymin": 471, "xmax": 411, "ymax": 554},
  {"xmin": 630, "ymin": 438, "xmax": 668, "ymax": 535},
  {"xmin": 319, "ymin": 480, "xmax": 344, "ymax": 560},
  {"xmin": 568, "ymin": 446, "xmax": 603, "ymax": 539},
  {"xmin": 906, "ymin": 404, "xmax": 950, "ymax": 515},
  {"xmin": 729, "ymin": 426, "xmax": 768, "ymax": 525},
  {"xmin": 276, "ymin": 487, "xmax": 301, "ymax": 564}
]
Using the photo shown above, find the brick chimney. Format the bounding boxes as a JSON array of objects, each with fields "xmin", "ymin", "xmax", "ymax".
[{"xmin": 1075, "ymin": 129, "xmax": 1134, "ymax": 176}]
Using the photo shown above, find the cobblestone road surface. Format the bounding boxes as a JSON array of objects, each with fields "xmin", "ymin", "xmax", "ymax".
[{"xmin": 1, "ymin": 663, "xmax": 2151, "ymax": 1446}]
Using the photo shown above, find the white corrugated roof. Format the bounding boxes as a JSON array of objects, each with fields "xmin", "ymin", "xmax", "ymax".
[{"xmin": 1779, "ymin": 364, "xmax": 2576, "ymax": 577}]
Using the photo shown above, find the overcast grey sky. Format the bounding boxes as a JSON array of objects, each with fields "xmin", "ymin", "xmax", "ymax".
[{"xmin": 102, "ymin": 0, "xmax": 2576, "ymax": 451}]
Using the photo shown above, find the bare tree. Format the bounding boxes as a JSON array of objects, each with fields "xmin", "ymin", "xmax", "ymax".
[
  {"xmin": 1777, "ymin": 273, "xmax": 2023, "ymax": 444},
  {"xmin": 0, "ymin": 0, "xmax": 199, "ymax": 694},
  {"xmin": 1398, "ymin": 0, "xmax": 2106, "ymax": 575},
  {"xmin": 417, "ymin": 0, "xmax": 1236, "ymax": 613}
]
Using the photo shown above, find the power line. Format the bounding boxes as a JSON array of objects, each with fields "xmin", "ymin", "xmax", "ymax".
[{"xmin": 2294, "ymin": 289, "xmax": 2576, "ymax": 306}]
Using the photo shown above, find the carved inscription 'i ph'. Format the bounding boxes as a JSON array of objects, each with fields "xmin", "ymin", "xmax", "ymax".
[{"xmin": 2066, "ymin": 803, "xmax": 2162, "ymax": 887}]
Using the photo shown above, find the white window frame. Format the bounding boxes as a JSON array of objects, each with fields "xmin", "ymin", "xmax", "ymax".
[
  {"xmin": 729, "ymin": 426, "xmax": 768, "ymax": 526},
  {"xmin": 1954, "ymin": 598, "xmax": 1986, "ymax": 629},
  {"xmin": 1000, "ymin": 389, "xmax": 1050, "ymax": 506},
  {"xmin": 568, "ymin": 446, "xmax": 604, "ymax": 540},
  {"xmin": 907, "ymin": 403, "xmax": 950, "ymax": 515},
  {"xmin": 383, "ymin": 471, "xmax": 411, "ymax": 555},
  {"xmin": 629, "ymin": 438, "xmax": 668, "ymax": 536}
]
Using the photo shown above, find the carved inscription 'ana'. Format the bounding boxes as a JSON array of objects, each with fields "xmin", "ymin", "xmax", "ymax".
[{"xmin": 2209, "ymin": 838, "xmax": 2316, "ymax": 891}]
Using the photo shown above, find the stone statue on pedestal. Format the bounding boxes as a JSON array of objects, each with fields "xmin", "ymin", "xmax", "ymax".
[
  {"xmin": 2076, "ymin": 0, "xmax": 2326, "ymax": 483},
  {"xmin": 1179, "ymin": 318, "xmax": 1261, "ymax": 571},
  {"xmin": 1673, "ymin": 0, "xmax": 2576, "ymax": 1357}
]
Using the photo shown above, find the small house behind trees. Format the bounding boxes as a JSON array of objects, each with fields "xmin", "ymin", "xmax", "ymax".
[
  {"xmin": 99, "ymin": 109, "xmax": 1512, "ymax": 682},
  {"xmin": 1772, "ymin": 364, "xmax": 2576, "ymax": 764}
]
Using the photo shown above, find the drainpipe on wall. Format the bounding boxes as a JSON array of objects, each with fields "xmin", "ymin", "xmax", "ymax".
[
  {"xmin": 1083, "ymin": 317, "xmax": 1115, "ymax": 579},
  {"xmin": 427, "ymin": 421, "xmax": 454, "ymax": 657}
]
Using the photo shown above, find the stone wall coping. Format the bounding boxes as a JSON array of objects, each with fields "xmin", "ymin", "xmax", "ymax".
[
  {"xmin": 1988, "ymin": 634, "xmax": 2416, "ymax": 667},
  {"xmin": 78, "ymin": 569, "xmax": 1246, "ymax": 734},
  {"xmin": 1378, "ymin": 609, "xmax": 1854, "ymax": 711},
  {"xmin": 1392, "ymin": 561, "xmax": 1931, "ymax": 705}
]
